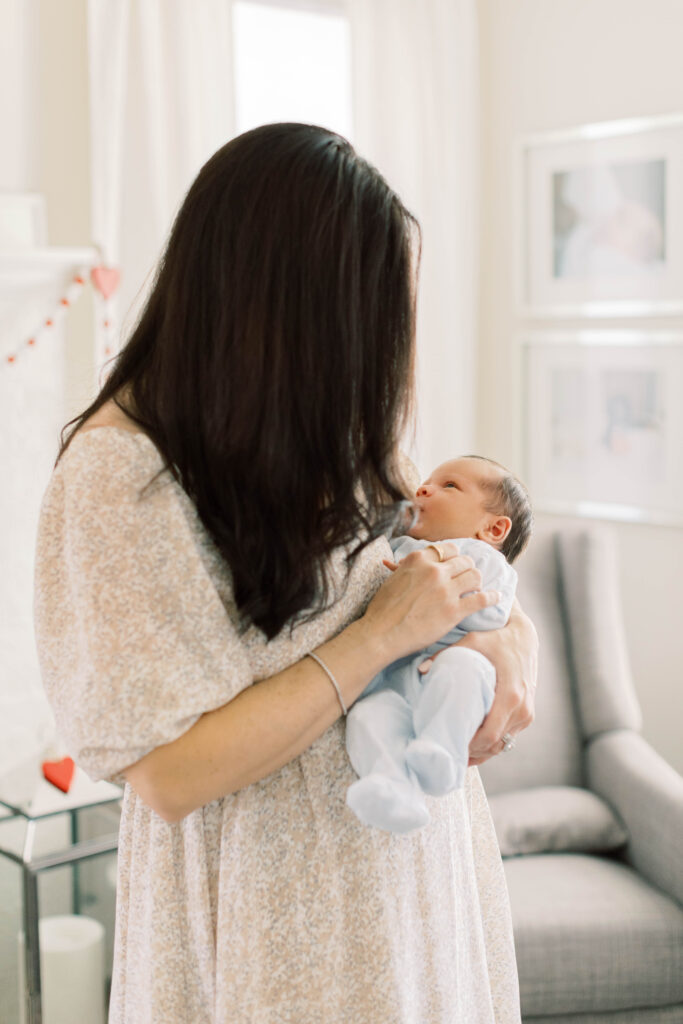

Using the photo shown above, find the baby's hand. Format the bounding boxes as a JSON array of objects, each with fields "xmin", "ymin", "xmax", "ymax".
[{"xmin": 382, "ymin": 558, "xmax": 399, "ymax": 572}]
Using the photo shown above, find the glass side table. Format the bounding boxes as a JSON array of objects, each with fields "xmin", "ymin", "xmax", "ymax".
[{"xmin": 0, "ymin": 767, "xmax": 122, "ymax": 1024}]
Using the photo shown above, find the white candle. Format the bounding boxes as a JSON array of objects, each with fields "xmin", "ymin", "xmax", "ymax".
[{"xmin": 18, "ymin": 915, "xmax": 106, "ymax": 1024}]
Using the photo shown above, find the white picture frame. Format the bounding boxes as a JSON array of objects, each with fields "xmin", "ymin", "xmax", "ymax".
[
  {"xmin": 516, "ymin": 113, "xmax": 683, "ymax": 316},
  {"xmin": 520, "ymin": 331, "xmax": 683, "ymax": 526}
]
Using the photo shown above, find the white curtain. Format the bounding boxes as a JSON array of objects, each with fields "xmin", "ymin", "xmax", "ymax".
[
  {"xmin": 88, "ymin": 0, "xmax": 236, "ymax": 362},
  {"xmin": 87, "ymin": 0, "xmax": 480, "ymax": 468},
  {"xmin": 348, "ymin": 0, "xmax": 480, "ymax": 473}
]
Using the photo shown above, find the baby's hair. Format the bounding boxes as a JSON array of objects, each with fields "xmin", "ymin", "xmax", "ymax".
[{"xmin": 462, "ymin": 455, "xmax": 533, "ymax": 564}]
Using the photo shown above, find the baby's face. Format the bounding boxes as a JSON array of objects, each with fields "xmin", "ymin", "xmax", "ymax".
[{"xmin": 408, "ymin": 457, "xmax": 503, "ymax": 543}]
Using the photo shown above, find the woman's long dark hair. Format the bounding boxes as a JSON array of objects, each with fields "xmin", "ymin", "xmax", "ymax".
[{"xmin": 60, "ymin": 123, "xmax": 421, "ymax": 638}]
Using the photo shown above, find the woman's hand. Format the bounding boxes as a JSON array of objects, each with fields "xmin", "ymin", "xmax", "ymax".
[
  {"xmin": 360, "ymin": 542, "xmax": 502, "ymax": 665},
  {"xmin": 456, "ymin": 598, "xmax": 538, "ymax": 765}
]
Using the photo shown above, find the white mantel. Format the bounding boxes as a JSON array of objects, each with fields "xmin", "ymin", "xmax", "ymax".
[
  {"xmin": 0, "ymin": 246, "xmax": 96, "ymax": 350},
  {"xmin": 0, "ymin": 246, "xmax": 96, "ymax": 273}
]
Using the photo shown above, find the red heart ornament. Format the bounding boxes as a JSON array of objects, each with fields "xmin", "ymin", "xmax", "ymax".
[
  {"xmin": 42, "ymin": 757, "xmax": 75, "ymax": 793},
  {"xmin": 91, "ymin": 265, "xmax": 121, "ymax": 299}
]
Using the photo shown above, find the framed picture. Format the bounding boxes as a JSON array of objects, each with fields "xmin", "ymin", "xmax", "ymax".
[
  {"xmin": 517, "ymin": 113, "xmax": 683, "ymax": 316},
  {"xmin": 520, "ymin": 331, "xmax": 683, "ymax": 526}
]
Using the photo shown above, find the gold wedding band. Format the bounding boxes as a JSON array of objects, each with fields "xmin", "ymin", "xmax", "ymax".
[{"xmin": 427, "ymin": 542, "xmax": 445, "ymax": 562}]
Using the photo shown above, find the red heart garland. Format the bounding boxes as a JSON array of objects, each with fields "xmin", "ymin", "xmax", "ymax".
[
  {"xmin": 91, "ymin": 266, "xmax": 121, "ymax": 300},
  {"xmin": 42, "ymin": 757, "xmax": 75, "ymax": 793}
]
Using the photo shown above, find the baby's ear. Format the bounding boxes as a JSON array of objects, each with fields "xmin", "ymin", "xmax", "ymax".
[{"xmin": 482, "ymin": 515, "xmax": 511, "ymax": 546}]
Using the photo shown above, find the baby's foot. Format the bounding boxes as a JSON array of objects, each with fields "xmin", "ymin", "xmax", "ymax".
[
  {"xmin": 346, "ymin": 773, "xmax": 430, "ymax": 834},
  {"xmin": 405, "ymin": 737, "xmax": 465, "ymax": 796}
]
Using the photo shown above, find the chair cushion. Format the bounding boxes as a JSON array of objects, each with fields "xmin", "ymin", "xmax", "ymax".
[
  {"xmin": 479, "ymin": 528, "xmax": 585, "ymax": 796},
  {"xmin": 525, "ymin": 1006, "xmax": 683, "ymax": 1024},
  {"xmin": 489, "ymin": 786, "xmax": 628, "ymax": 857},
  {"xmin": 504, "ymin": 853, "xmax": 683, "ymax": 1016},
  {"xmin": 555, "ymin": 529, "xmax": 642, "ymax": 738}
]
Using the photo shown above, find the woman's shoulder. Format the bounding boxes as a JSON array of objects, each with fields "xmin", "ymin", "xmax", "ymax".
[
  {"xmin": 66, "ymin": 395, "xmax": 148, "ymax": 444},
  {"xmin": 65, "ymin": 424, "xmax": 159, "ymax": 459},
  {"xmin": 55, "ymin": 399, "xmax": 165, "ymax": 494},
  {"xmin": 64, "ymin": 424, "xmax": 161, "ymax": 474},
  {"xmin": 45, "ymin": 430, "xmax": 162, "ymax": 527},
  {"xmin": 38, "ymin": 407, "xmax": 204, "ymax": 576}
]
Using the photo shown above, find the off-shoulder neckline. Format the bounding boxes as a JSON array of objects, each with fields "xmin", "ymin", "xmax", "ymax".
[
  {"xmin": 69, "ymin": 424, "xmax": 156, "ymax": 445},
  {"xmin": 64, "ymin": 425, "xmax": 163, "ymax": 462}
]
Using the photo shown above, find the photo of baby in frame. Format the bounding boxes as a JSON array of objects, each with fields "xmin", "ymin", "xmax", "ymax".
[
  {"xmin": 521, "ymin": 331, "xmax": 683, "ymax": 525},
  {"xmin": 519, "ymin": 113, "xmax": 683, "ymax": 315}
]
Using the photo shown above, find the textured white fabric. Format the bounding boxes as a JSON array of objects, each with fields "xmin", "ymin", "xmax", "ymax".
[{"xmin": 35, "ymin": 427, "xmax": 522, "ymax": 1024}]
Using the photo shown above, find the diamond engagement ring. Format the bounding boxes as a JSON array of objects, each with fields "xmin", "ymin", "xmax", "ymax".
[
  {"xmin": 501, "ymin": 732, "xmax": 516, "ymax": 753},
  {"xmin": 427, "ymin": 542, "xmax": 445, "ymax": 562}
]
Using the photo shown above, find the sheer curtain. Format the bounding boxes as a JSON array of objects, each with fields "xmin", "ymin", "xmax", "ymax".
[
  {"xmin": 88, "ymin": 0, "xmax": 236, "ymax": 362},
  {"xmin": 88, "ymin": 0, "xmax": 480, "ymax": 466},
  {"xmin": 348, "ymin": 0, "xmax": 480, "ymax": 472}
]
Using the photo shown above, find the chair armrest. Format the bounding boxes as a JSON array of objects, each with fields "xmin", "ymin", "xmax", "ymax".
[{"xmin": 586, "ymin": 729, "xmax": 683, "ymax": 906}]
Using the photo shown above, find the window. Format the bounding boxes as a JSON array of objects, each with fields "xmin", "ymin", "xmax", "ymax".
[{"xmin": 232, "ymin": 0, "xmax": 353, "ymax": 139}]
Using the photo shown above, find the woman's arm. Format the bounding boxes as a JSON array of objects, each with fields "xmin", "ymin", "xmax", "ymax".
[
  {"xmin": 124, "ymin": 543, "xmax": 500, "ymax": 822},
  {"xmin": 457, "ymin": 597, "xmax": 539, "ymax": 765}
]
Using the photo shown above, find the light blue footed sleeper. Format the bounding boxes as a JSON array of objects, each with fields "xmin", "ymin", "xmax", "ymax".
[{"xmin": 345, "ymin": 536, "xmax": 518, "ymax": 833}]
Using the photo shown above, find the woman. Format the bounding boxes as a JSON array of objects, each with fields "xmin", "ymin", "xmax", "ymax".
[{"xmin": 35, "ymin": 124, "xmax": 537, "ymax": 1023}]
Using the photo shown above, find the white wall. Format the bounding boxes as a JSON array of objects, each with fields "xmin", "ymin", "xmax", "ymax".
[
  {"xmin": 0, "ymin": 4, "xmax": 96, "ymax": 1021},
  {"xmin": 0, "ymin": 0, "xmax": 94, "ymax": 413},
  {"xmin": 477, "ymin": 0, "xmax": 683, "ymax": 772},
  {"xmin": 36, "ymin": 0, "xmax": 94, "ymax": 417},
  {"xmin": 0, "ymin": 0, "xmax": 40, "ymax": 191}
]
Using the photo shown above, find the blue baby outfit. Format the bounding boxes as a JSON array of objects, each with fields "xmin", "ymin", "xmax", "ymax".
[{"xmin": 345, "ymin": 536, "xmax": 517, "ymax": 833}]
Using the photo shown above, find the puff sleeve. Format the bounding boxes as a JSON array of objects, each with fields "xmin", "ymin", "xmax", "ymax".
[{"xmin": 34, "ymin": 429, "xmax": 254, "ymax": 784}]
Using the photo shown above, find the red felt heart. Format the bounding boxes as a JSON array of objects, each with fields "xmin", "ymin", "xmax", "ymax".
[
  {"xmin": 42, "ymin": 757, "xmax": 75, "ymax": 793},
  {"xmin": 90, "ymin": 265, "xmax": 121, "ymax": 300}
]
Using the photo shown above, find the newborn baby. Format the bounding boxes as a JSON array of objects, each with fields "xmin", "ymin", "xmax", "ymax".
[{"xmin": 346, "ymin": 455, "xmax": 533, "ymax": 833}]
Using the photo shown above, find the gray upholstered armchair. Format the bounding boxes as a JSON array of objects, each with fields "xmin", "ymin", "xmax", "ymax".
[{"xmin": 479, "ymin": 525, "xmax": 683, "ymax": 1024}]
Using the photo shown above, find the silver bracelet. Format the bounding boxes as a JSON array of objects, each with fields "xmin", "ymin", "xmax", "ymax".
[{"xmin": 306, "ymin": 651, "xmax": 348, "ymax": 716}]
